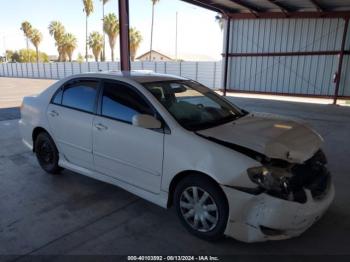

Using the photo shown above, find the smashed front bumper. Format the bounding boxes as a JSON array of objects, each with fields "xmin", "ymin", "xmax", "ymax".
[{"xmin": 221, "ymin": 182, "xmax": 334, "ymax": 243}]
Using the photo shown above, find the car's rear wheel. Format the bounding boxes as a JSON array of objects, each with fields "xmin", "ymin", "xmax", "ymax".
[
  {"xmin": 174, "ymin": 175, "xmax": 229, "ymax": 241},
  {"xmin": 35, "ymin": 132, "xmax": 61, "ymax": 174}
]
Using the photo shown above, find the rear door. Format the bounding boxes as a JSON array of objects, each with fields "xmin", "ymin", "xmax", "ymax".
[
  {"xmin": 47, "ymin": 79, "xmax": 100, "ymax": 170},
  {"xmin": 92, "ymin": 80, "xmax": 164, "ymax": 193}
]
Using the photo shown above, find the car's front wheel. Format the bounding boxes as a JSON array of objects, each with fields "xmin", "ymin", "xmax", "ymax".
[
  {"xmin": 34, "ymin": 132, "xmax": 61, "ymax": 174},
  {"xmin": 174, "ymin": 175, "xmax": 229, "ymax": 241}
]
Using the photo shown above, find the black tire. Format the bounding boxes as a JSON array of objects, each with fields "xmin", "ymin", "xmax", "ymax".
[
  {"xmin": 174, "ymin": 175, "xmax": 229, "ymax": 241},
  {"xmin": 34, "ymin": 132, "xmax": 62, "ymax": 174}
]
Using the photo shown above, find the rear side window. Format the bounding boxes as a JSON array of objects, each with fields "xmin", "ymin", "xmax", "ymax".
[
  {"xmin": 52, "ymin": 89, "xmax": 63, "ymax": 104},
  {"xmin": 62, "ymin": 80, "xmax": 99, "ymax": 113},
  {"xmin": 101, "ymin": 81, "xmax": 153, "ymax": 123}
]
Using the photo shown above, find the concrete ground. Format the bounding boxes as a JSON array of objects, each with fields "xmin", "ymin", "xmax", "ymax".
[{"xmin": 1, "ymin": 77, "xmax": 350, "ymax": 259}]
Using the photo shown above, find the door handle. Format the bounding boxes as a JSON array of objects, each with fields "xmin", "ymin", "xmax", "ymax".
[
  {"xmin": 94, "ymin": 123, "xmax": 108, "ymax": 131},
  {"xmin": 49, "ymin": 110, "xmax": 59, "ymax": 117}
]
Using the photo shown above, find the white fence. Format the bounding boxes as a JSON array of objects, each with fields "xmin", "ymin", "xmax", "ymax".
[{"xmin": 0, "ymin": 61, "xmax": 222, "ymax": 89}]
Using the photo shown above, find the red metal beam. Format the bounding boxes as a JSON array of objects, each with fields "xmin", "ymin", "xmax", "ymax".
[
  {"xmin": 227, "ymin": 11, "xmax": 350, "ymax": 19},
  {"xmin": 119, "ymin": 0, "xmax": 130, "ymax": 71},
  {"xmin": 222, "ymin": 50, "xmax": 349, "ymax": 57},
  {"xmin": 333, "ymin": 18, "xmax": 349, "ymax": 104},
  {"xmin": 221, "ymin": 89, "xmax": 350, "ymax": 99}
]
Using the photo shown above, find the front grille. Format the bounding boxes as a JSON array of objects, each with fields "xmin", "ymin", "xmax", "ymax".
[{"xmin": 290, "ymin": 150, "xmax": 331, "ymax": 200}]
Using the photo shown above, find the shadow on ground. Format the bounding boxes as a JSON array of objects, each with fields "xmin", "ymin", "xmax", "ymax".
[{"xmin": 0, "ymin": 107, "xmax": 20, "ymax": 121}]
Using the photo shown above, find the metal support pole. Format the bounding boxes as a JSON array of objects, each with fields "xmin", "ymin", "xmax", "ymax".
[
  {"xmin": 333, "ymin": 18, "xmax": 349, "ymax": 104},
  {"xmin": 119, "ymin": 0, "xmax": 131, "ymax": 71},
  {"xmin": 223, "ymin": 17, "xmax": 231, "ymax": 96}
]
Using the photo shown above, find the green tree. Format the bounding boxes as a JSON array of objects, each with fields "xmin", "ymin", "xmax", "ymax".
[
  {"xmin": 103, "ymin": 13, "xmax": 119, "ymax": 62},
  {"xmin": 11, "ymin": 52, "xmax": 21, "ymax": 62},
  {"xmin": 29, "ymin": 29, "xmax": 42, "ymax": 63},
  {"xmin": 149, "ymin": 0, "xmax": 160, "ymax": 60},
  {"xmin": 88, "ymin": 31, "xmax": 103, "ymax": 62},
  {"xmin": 130, "ymin": 28, "xmax": 143, "ymax": 62},
  {"xmin": 77, "ymin": 53, "xmax": 84, "ymax": 63},
  {"xmin": 5, "ymin": 50, "xmax": 14, "ymax": 62},
  {"xmin": 62, "ymin": 33, "xmax": 78, "ymax": 62},
  {"xmin": 19, "ymin": 49, "xmax": 36, "ymax": 62},
  {"xmin": 17, "ymin": 49, "xmax": 49, "ymax": 62},
  {"xmin": 20, "ymin": 21, "xmax": 33, "ymax": 50},
  {"xmin": 48, "ymin": 21, "xmax": 66, "ymax": 61},
  {"xmin": 83, "ymin": 0, "xmax": 94, "ymax": 62},
  {"xmin": 101, "ymin": 0, "xmax": 110, "ymax": 61}
]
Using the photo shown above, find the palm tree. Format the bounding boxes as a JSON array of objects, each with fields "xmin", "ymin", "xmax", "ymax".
[
  {"xmin": 88, "ymin": 31, "xmax": 103, "ymax": 62},
  {"xmin": 83, "ymin": 0, "xmax": 94, "ymax": 62},
  {"xmin": 101, "ymin": 0, "xmax": 110, "ymax": 61},
  {"xmin": 103, "ymin": 13, "xmax": 119, "ymax": 62},
  {"xmin": 149, "ymin": 0, "xmax": 160, "ymax": 61},
  {"xmin": 20, "ymin": 21, "xmax": 33, "ymax": 62},
  {"xmin": 20, "ymin": 21, "xmax": 33, "ymax": 49},
  {"xmin": 48, "ymin": 21, "xmax": 66, "ymax": 61},
  {"xmin": 62, "ymin": 33, "xmax": 78, "ymax": 62},
  {"xmin": 29, "ymin": 29, "xmax": 42, "ymax": 63},
  {"xmin": 130, "ymin": 28, "xmax": 143, "ymax": 62}
]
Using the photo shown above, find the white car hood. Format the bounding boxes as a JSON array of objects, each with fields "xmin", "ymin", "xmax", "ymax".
[{"xmin": 197, "ymin": 112, "xmax": 323, "ymax": 164}]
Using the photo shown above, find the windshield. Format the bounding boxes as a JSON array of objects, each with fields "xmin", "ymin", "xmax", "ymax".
[{"xmin": 143, "ymin": 80, "xmax": 245, "ymax": 131}]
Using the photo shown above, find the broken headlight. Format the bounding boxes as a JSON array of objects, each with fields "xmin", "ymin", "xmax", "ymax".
[{"xmin": 247, "ymin": 166, "xmax": 290, "ymax": 194}]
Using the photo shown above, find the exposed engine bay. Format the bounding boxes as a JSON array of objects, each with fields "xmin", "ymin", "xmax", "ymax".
[{"xmin": 198, "ymin": 134, "xmax": 331, "ymax": 203}]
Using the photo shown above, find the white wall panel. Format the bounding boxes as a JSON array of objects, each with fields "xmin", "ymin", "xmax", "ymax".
[{"xmin": 226, "ymin": 18, "xmax": 350, "ymax": 97}]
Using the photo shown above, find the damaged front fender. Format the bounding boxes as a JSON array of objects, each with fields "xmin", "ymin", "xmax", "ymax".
[{"xmin": 221, "ymin": 183, "xmax": 335, "ymax": 242}]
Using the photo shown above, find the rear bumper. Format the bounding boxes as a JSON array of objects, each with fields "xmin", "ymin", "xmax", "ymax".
[
  {"xmin": 222, "ymin": 183, "xmax": 334, "ymax": 242},
  {"xmin": 18, "ymin": 119, "xmax": 33, "ymax": 150}
]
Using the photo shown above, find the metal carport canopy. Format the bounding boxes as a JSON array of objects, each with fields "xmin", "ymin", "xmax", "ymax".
[
  {"xmin": 179, "ymin": 1, "xmax": 350, "ymax": 103},
  {"xmin": 180, "ymin": 0, "xmax": 350, "ymax": 18}
]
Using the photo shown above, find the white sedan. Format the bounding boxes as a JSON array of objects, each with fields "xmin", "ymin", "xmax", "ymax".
[{"xmin": 19, "ymin": 71, "xmax": 334, "ymax": 242}]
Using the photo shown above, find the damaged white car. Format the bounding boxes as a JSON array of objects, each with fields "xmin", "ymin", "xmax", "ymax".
[{"xmin": 19, "ymin": 72, "xmax": 334, "ymax": 242}]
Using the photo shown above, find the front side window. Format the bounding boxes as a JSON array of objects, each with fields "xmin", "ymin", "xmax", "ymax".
[
  {"xmin": 61, "ymin": 80, "xmax": 99, "ymax": 113},
  {"xmin": 143, "ymin": 80, "xmax": 244, "ymax": 131},
  {"xmin": 101, "ymin": 81, "xmax": 154, "ymax": 123}
]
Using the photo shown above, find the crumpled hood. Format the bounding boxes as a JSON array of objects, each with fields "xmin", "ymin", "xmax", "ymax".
[{"xmin": 197, "ymin": 112, "xmax": 323, "ymax": 164}]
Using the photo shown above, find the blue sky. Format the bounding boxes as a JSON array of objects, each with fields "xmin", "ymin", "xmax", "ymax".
[{"xmin": 0, "ymin": 0, "xmax": 223, "ymax": 61}]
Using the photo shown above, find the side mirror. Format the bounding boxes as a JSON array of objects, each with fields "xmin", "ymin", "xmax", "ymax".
[{"xmin": 132, "ymin": 114, "xmax": 162, "ymax": 129}]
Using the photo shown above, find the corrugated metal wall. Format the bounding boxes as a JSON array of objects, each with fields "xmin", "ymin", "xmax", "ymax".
[{"xmin": 226, "ymin": 18, "xmax": 350, "ymax": 97}]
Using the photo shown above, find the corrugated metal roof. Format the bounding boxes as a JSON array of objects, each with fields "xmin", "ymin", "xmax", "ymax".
[{"xmin": 181, "ymin": 0, "xmax": 350, "ymax": 16}]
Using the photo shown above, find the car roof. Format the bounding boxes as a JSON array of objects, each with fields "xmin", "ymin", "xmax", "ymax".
[{"xmin": 75, "ymin": 70, "xmax": 188, "ymax": 84}]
